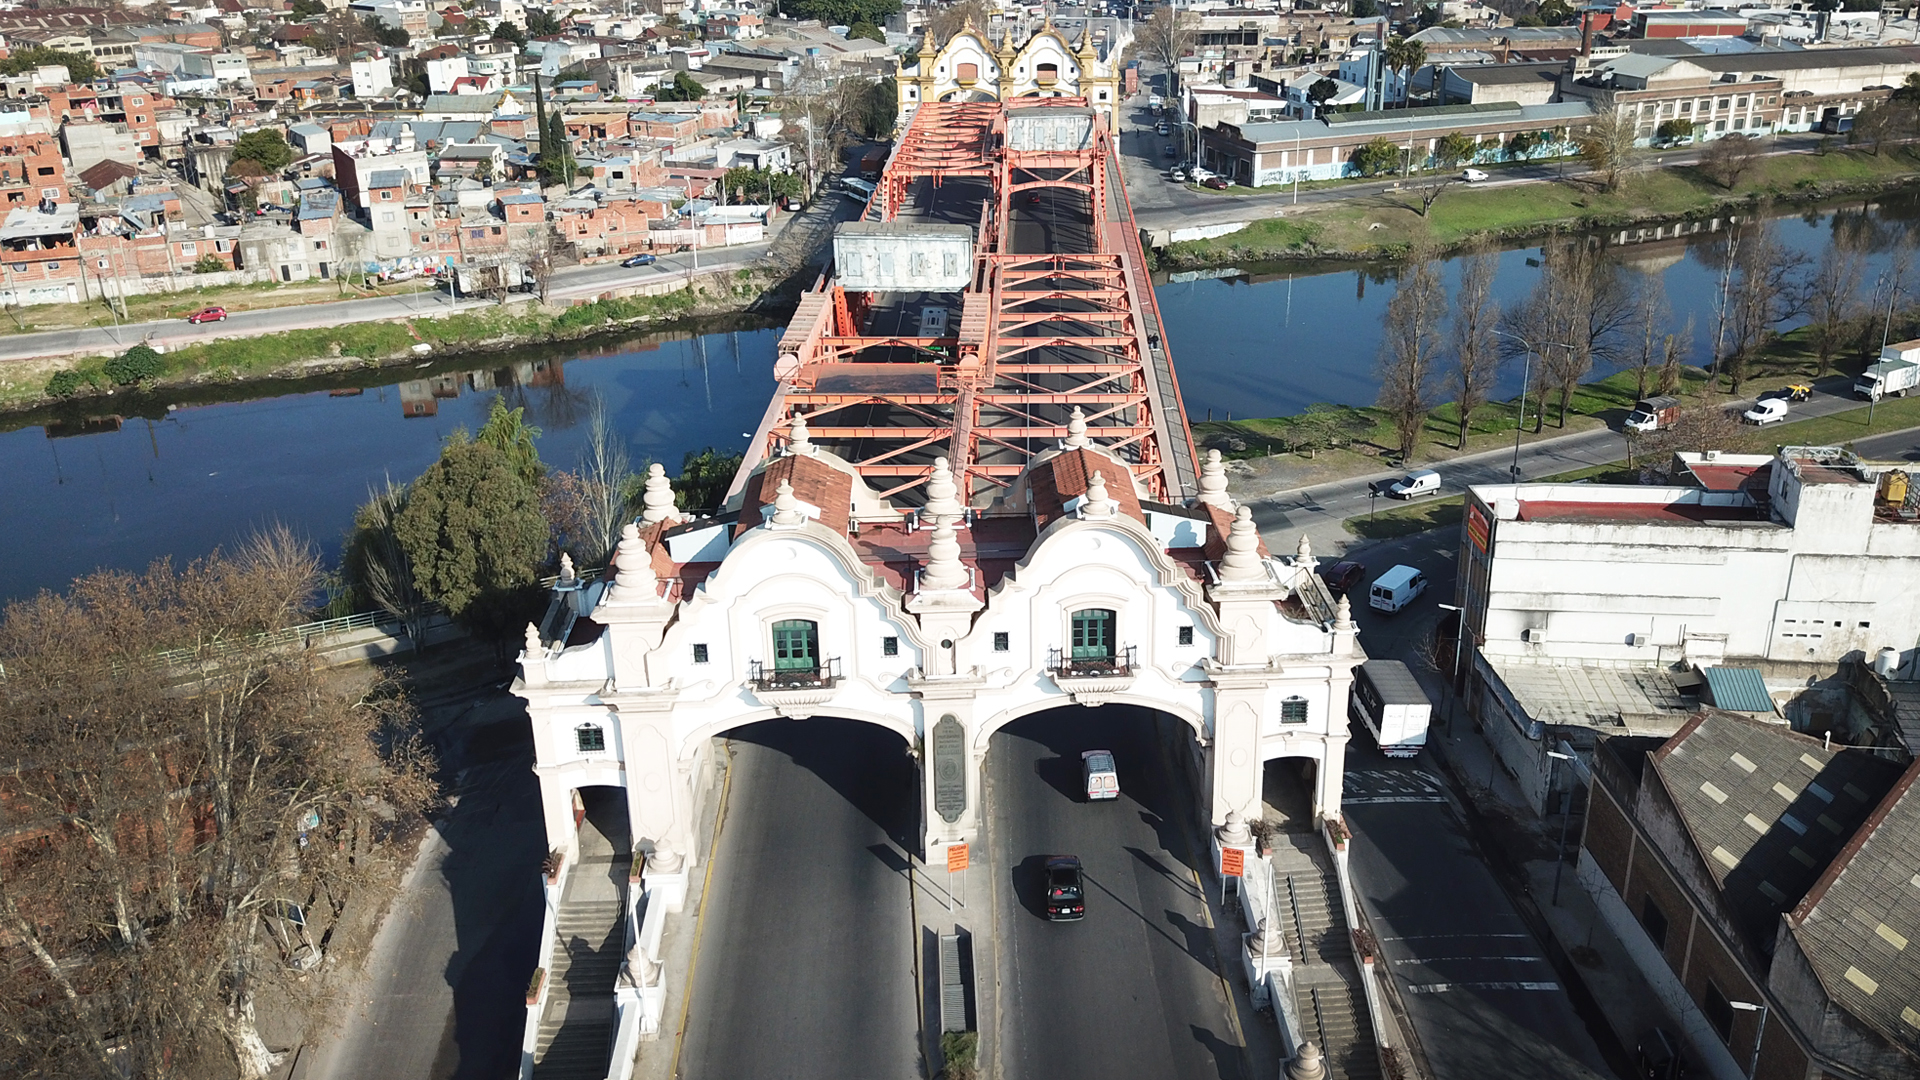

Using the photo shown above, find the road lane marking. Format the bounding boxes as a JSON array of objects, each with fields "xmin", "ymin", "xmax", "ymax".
[
  {"xmin": 1390, "ymin": 956, "xmax": 1548, "ymax": 965},
  {"xmin": 1381, "ymin": 933, "xmax": 1531, "ymax": 941},
  {"xmin": 1343, "ymin": 796, "xmax": 1448, "ymax": 804},
  {"xmin": 1402, "ymin": 981, "xmax": 1562, "ymax": 994}
]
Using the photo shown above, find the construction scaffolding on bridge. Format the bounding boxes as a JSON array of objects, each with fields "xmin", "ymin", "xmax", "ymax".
[{"xmin": 739, "ymin": 98, "xmax": 1197, "ymax": 508}]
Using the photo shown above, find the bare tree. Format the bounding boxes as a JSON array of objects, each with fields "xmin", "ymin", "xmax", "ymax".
[
  {"xmin": 1805, "ymin": 237, "xmax": 1867, "ymax": 375},
  {"xmin": 1376, "ymin": 247, "xmax": 1446, "ymax": 462},
  {"xmin": 1409, "ymin": 172, "xmax": 1456, "ymax": 217},
  {"xmin": 1504, "ymin": 239, "xmax": 1634, "ymax": 428},
  {"xmin": 344, "ymin": 475, "xmax": 432, "ymax": 648},
  {"xmin": 1698, "ymin": 133, "xmax": 1760, "ymax": 190},
  {"xmin": 925, "ymin": 0, "xmax": 990, "ymax": 46},
  {"xmin": 1576, "ymin": 104, "xmax": 1640, "ymax": 193},
  {"xmin": 578, "ymin": 394, "xmax": 636, "ymax": 566},
  {"xmin": 1634, "ymin": 403, "xmax": 1747, "ymax": 477},
  {"xmin": 1720, "ymin": 217, "xmax": 1807, "ymax": 393},
  {"xmin": 0, "ymin": 531, "xmax": 435, "ymax": 1080},
  {"xmin": 1446, "ymin": 243, "xmax": 1502, "ymax": 449},
  {"xmin": 1132, "ymin": 8, "xmax": 1197, "ymax": 94},
  {"xmin": 1627, "ymin": 271, "xmax": 1672, "ymax": 401},
  {"xmin": 1659, "ymin": 314, "xmax": 1694, "ymax": 395}
]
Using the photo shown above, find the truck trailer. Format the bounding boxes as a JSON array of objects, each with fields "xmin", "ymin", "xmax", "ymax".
[
  {"xmin": 1856, "ymin": 342, "xmax": 1920, "ymax": 400},
  {"xmin": 1623, "ymin": 395, "xmax": 1680, "ymax": 432},
  {"xmin": 1350, "ymin": 659, "xmax": 1433, "ymax": 758}
]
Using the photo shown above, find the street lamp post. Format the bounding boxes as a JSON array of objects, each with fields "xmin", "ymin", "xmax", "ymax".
[
  {"xmin": 1179, "ymin": 119, "xmax": 1201, "ymax": 179},
  {"xmin": 1493, "ymin": 329, "xmax": 1535, "ymax": 482},
  {"xmin": 1729, "ymin": 1000, "xmax": 1769, "ymax": 1079},
  {"xmin": 1293, "ymin": 130, "xmax": 1301, "ymax": 204},
  {"xmin": 1547, "ymin": 749, "xmax": 1574, "ymax": 905}
]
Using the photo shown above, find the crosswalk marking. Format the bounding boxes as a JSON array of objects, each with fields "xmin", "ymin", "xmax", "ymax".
[
  {"xmin": 1343, "ymin": 795, "xmax": 1447, "ymax": 805},
  {"xmin": 1402, "ymin": 981, "xmax": 1562, "ymax": 994}
]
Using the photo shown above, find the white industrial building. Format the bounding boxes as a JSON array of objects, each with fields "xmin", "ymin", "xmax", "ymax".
[{"xmin": 1458, "ymin": 446, "xmax": 1920, "ymax": 811}]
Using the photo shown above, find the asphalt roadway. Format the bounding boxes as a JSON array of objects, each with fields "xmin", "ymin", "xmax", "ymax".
[
  {"xmin": 1335, "ymin": 529, "xmax": 1617, "ymax": 1080},
  {"xmin": 675, "ymin": 719, "xmax": 922, "ymax": 1080},
  {"xmin": 988, "ymin": 705, "xmax": 1249, "ymax": 1080}
]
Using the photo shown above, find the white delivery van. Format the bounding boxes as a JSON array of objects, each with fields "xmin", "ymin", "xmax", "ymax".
[
  {"xmin": 1387, "ymin": 469, "xmax": 1442, "ymax": 499},
  {"xmin": 1350, "ymin": 659, "xmax": 1433, "ymax": 757},
  {"xmin": 1082, "ymin": 749, "xmax": 1119, "ymax": 800},
  {"xmin": 1368, "ymin": 564, "xmax": 1428, "ymax": 614}
]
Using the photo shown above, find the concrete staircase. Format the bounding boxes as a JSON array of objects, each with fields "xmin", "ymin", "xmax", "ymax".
[
  {"xmin": 532, "ymin": 794, "xmax": 632, "ymax": 1080},
  {"xmin": 1270, "ymin": 833, "xmax": 1378, "ymax": 1080}
]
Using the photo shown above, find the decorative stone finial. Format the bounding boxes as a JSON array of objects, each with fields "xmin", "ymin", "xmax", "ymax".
[
  {"xmin": 1082, "ymin": 471, "xmax": 1116, "ymax": 517},
  {"xmin": 921, "ymin": 456, "xmax": 964, "ymax": 526},
  {"xmin": 1252, "ymin": 917, "xmax": 1287, "ymax": 956},
  {"xmin": 640, "ymin": 462, "xmax": 679, "ymax": 524},
  {"xmin": 523, "ymin": 621, "xmax": 543, "ymax": 657},
  {"xmin": 1218, "ymin": 505, "xmax": 1266, "ymax": 584},
  {"xmin": 1287, "ymin": 1041, "xmax": 1327, "ymax": 1080},
  {"xmin": 787, "ymin": 411, "xmax": 812, "ymax": 454},
  {"xmin": 610, "ymin": 522, "xmax": 658, "ymax": 602},
  {"xmin": 1294, "ymin": 533, "xmax": 1314, "ymax": 570},
  {"xmin": 769, "ymin": 478, "xmax": 803, "ymax": 527},
  {"xmin": 1063, "ymin": 406, "xmax": 1091, "ymax": 449},
  {"xmin": 1216, "ymin": 810, "xmax": 1253, "ymax": 845},
  {"xmin": 559, "ymin": 552, "xmax": 575, "ymax": 582},
  {"xmin": 647, "ymin": 841, "xmax": 685, "ymax": 874},
  {"xmin": 920, "ymin": 521, "xmax": 970, "ymax": 591},
  {"xmin": 1196, "ymin": 447, "xmax": 1232, "ymax": 508},
  {"xmin": 1335, "ymin": 593, "xmax": 1354, "ymax": 631}
]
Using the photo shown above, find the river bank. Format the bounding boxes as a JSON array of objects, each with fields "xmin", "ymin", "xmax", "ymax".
[
  {"xmin": 0, "ymin": 264, "xmax": 794, "ymax": 416},
  {"xmin": 1155, "ymin": 145, "xmax": 1920, "ymax": 269}
]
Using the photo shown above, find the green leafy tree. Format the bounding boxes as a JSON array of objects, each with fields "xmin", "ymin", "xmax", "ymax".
[
  {"xmin": 192, "ymin": 253, "xmax": 226, "ymax": 273},
  {"xmin": 475, "ymin": 397, "xmax": 545, "ymax": 487},
  {"xmin": 723, "ymin": 166, "xmax": 804, "ymax": 203},
  {"xmin": 675, "ymin": 448, "xmax": 745, "ymax": 512},
  {"xmin": 1351, "ymin": 0, "xmax": 1380, "ymax": 16},
  {"xmin": 362, "ymin": 15, "xmax": 409, "ymax": 47},
  {"xmin": 1351, "ymin": 137, "xmax": 1402, "ymax": 177},
  {"xmin": 232, "ymin": 128, "xmax": 294, "ymax": 173},
  {"xmin": 1382, "ymin": 36, "xmax": 1426, "ymax": 106},
  {"xmin": 102, "ymin": 345, "xmax": 163, "ymax": 386},
  {"xmin": 1306, "ymin": 77, "xmax": 1340, "ymax": 117},
  {"xmin": 290, "ymin": 0, "xmax": 325, "ymax": 16},
  {"xmin": 525, "ymin": 9, "xmax": 564, "ymax": 35},
  {"xmin": 1506, "ymin": 129, "xmax": 1541, "ymax": 159},
  {"xmin": 394, "ymin": 436, "xmax": 548, "ymax": 623},
  {"xmin": 655, "ymin": 70, "xmax": 708, "ymax": 102},
  {"xmin": 782, "ymin": 0, "xmax": 901, "ymax": 26},
  {"xmin": 1434, "ymin": 131, "xmax": 1478, "ymax": 168},
  {"xmin": 848, "ymin": 20, "xmax": 886, "ymax": 42},
  {"xmin": 490, "ymin": 19, "xmax": 528, "ymax": 46},
  {"xmin": 1655, "ymin": 118, "xmax": 1695, "ymax": 143},
  {"xmin": 0, "ymin": 46, "xmax": 99, "ymax": 82},
  {"xmin": 45, "ymin": 368, "xmax": 84, "ymax": 397}
]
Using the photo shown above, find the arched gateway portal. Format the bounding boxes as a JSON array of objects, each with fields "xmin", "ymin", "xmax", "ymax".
[{"xmin": 516, "ymin": 433, "xmax": 1362, "ymax": 868}]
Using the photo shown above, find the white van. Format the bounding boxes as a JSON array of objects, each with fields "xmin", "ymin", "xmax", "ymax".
[
  {"xmin": 1387, "ymin": 469, "xmax": 1441, "ymax": 499},
  {"xmin": 1369, "ymin": 564, "xmax": 1428, "ymax": 614},
  {"xmin": 1082, "ymin": 749, "xmax": 1118, "ymax": 800}
]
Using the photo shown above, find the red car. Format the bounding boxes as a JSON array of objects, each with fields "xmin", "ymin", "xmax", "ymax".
[
  {"xmin": 186, "ymin": 306, "xmax": 227, "ymax": 323},
  {"xmin": 1202, "ymin": 176, "xmax": 1230, "ymax": 190},
  {"xmin": 1318, "ymin": 560, "xmax": 1367, "ymax": 595}
]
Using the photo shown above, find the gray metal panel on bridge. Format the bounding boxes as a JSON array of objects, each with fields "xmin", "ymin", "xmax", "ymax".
[
  {"xmin": 833, "ymin": 222, "xmax": 975, "ymax": 291},
  {"xmin": 1007, "ymin": 106, "xmax": 1095, "ymax": 151}
]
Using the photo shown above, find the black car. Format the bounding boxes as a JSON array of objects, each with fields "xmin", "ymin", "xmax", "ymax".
[
  {"xmin": 1319, "ymin": 560, "xmax": 1367, "ymax": 594},
  {"xmin": 621, "ymin": 253, "xmax": 658, "ymax": 268},
  {"xmin": 1045, "ymin": 855, "xmax": 1085, "ymax": 921}
]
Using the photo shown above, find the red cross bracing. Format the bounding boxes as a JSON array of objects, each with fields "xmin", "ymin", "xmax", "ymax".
[{"xmin": 736, "ymin": 97, "xmax": 1198, "ymax": 509}]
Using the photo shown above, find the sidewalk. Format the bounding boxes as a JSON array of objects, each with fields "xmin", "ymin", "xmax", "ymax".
[{"xmin": 1424, "ymin": 710, "xmax": 1672, "ymax": 1077}]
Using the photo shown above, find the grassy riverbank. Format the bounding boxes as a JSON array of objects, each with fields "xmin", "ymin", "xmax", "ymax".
[
  {"xmin": 0, "ymin": 269, "xmax": 779, "ymax": 413},
  {"xmin": 1160, "ymin": 145, "xmax": 1920, "ymax": 267}
]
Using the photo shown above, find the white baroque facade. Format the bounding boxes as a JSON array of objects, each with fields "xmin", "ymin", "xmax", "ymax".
[
  {"xmin": 516, "ymin": 421, "xmax": 1362, "ymax": 866},
  {"xmin": 896, "ymin": 22, "xmax": 1122, "ymax": 132}
]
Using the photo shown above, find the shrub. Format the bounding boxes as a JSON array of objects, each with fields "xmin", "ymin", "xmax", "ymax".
[
  {"xmin": 102, "ymin": 344, "xmax": 163, "ymax": 385},
  {"xmin": 192, "ymin": 254, "xmax": 226, "ymax": 273},
  {"xmin": 45, "ymin": 368, "xmax": 84, "ymax": 397}
]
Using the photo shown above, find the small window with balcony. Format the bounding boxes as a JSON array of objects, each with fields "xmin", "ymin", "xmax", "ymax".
[
  {"xmin": 773, "ymin": 619, "xmax": 819, "ymax": 672},
  {"xmin": 1070, "ymin": 608, "xmax": 1114, "ymax": 661},
  {"xmin": 1280, "ymin": 697, "xmax": 1309, "ymax": 724},
  {"xmin": 576, "ymin": 723, "xmax": 606, "ymax": 753}
]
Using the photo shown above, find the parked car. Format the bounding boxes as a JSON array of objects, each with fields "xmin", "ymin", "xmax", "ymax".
[
  {"xmin": 1081, "ymin": 750, "xmax": 1118, "ymax": 801},
  {"xmin": 1168, "ymin": 166, "xmax": 1189, "ymax": 183},
  {"xmin": 780, "ymin": 196, "xmax": 804, "ymax": 211},
  {"xmin": 1154, "ymin": 121, "xmax": 1171, "ymax": 135},
  {"xmin": 621, "ymin": 253, "xmax": 658, "ymax": 268},
  {"xmin": 1044, "ymin": 855, "xmax": 1086, "ymax": 920},
  {"xmin": 186, "ymin": 306, "xmax": 227, "ymax": 323},
  {"xmin": 1743, "ymin": 398, "xmax": 1789, "ymax": 425},
  {"xmin": 1461, "ymin": 168, "xmax": 1489, "ymax": 182},
  {"xmin": 1318, "ymin": 560, "xmax": 1367, "ymax": 594},
  {"xmin": 1388, "ymin": 469, "xmax": 1442, "ymax": 499},
  {"xmin": 1202, "ymin": 176, "xmax": 1230, "ymax": 190},
  {"xmin": 1026, "ymin": 191, "xmax": 1042, "ymax": 205},
  {"xmin": 1162, "ymin": 144, "xmax": 1177, "ymax": 158},
  {"xmin": 1369, "ymin": 564, "xmax": 1428, "ymax": 614}
]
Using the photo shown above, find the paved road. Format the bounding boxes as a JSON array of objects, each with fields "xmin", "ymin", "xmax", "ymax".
[
  {"xmin": 988, "ymin": 705, "xmax": 1249, "ymax": 1080},
  {"xmin": 303, "ymin": 697, "xmax": 547, "ymax": 1080},
  {"xmin": 1330, "ymin": 530, "xmax": 1617, "ymax": 1080},
  {"xmin": 677, "ymin": 719, "xmax": 921, "ymax": 1080},
  {"xmin": 1245, "ymin": 372, "xmax": 1880, "ymax": 558},
  {"xmin": 0, "ymin": 242, "xmax": 772, "ymax": 365}
]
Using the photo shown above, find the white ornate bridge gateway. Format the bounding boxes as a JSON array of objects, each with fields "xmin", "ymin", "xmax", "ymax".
[{"xmin": 509, "ymin": 97, "xmax": 1366, "ymax": 1079}]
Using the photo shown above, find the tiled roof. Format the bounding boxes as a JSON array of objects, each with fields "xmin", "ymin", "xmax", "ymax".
[
  {"xmin": 1791, "ymin": 761, "xmax": 1920, "ymax": 1059},
  {"xmin": 1030, "ymin": 447, "xmax": 1143, "ymax": 530},
  {"xmin": 1652, "ymin": 710, "xmax": 1904, "ymax": 953},
  {"xmin": 733, "ymin": 453, "xmax": 853, "ymax": 538}
]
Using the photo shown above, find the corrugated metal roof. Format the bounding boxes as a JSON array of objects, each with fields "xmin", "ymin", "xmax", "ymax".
[{"xmin": 1702, "ymin": 666, "xmax": 1776, "ymax": 714}]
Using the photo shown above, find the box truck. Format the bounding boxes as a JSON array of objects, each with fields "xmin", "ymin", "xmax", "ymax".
[
  {"xmin": 1350, "ymin": 659, "xmax": 1433, "ymax": 758},
  {"xmin": 1623, "ymin": 395, "xmax": 1680, "ymax": 432}
]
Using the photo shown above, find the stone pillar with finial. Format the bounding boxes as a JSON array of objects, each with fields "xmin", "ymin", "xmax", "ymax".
[
  {"xmin": 1207, "ymin": 506, "xmax": 1287, "ymax": 832},
  {"xmin": 640, "ymin": 462, "xmax": 680, "ymax": 525},
  {"xmin": 768, "ymin": 478, "xmax": 805, "ymax": 527},
  {"xmin": 645, "ymin": 839, "xmax": 689, "ymax": 912},
  {"xmin": 521, "ymin": 622, "xmax": 546, "ymax": 686},
  {"xmin": 1286, "ymin": 1041, "xmax": 1327, "ymax": 1080},
  {"xmin": 908, "ymin": 520, "xmax": 983, "ymax": 676},
  {"xmin": 786, "ymin": 411, "xmax": 814, "ymax": 455},
  {"xmin": 1218, "ymin": 506, "xmax": 1269, "ymax": 585},
  {"xmin": 1063, "ymin": 405, "xmax": 1091, "ymax": 449},
  {"xmin": 1080, "ymin": 471, "xmax": 1116, "ymax": 517},
  {"xmin": 1294, "ymin": 533, "xmax": 1314, "ymax": 573},
  {"xmin": 597, "ymin": 521, "xmax": 675, "ymax": 690},
  {"xmin": 1333, "ymin": 594, "xmax": 1357, "ymax": 658},
  {"xmin": 921, "ymin": 456, "xmax": 965, "ymax": 527},
  {"xmin": 559, "ymin": 551, "xmax": 576, "ymax": 583},
  {"xmin": 1195, "ymin": 447, "xmax": 1233, "ymax": 509}
]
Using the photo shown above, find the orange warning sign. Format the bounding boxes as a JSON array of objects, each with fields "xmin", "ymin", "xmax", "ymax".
[
  {"xmin": 946, "ymin": 843, "xmax": 970, "ymax": 873},
  {"xmin": 1220, "ymin": 847, "xmax": 1245, "ymax": 877}
]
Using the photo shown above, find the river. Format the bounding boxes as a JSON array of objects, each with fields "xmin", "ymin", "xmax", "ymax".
[{"xmin": 4, "ymin": 197, "xmax": 1918, "ymax": 602}]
